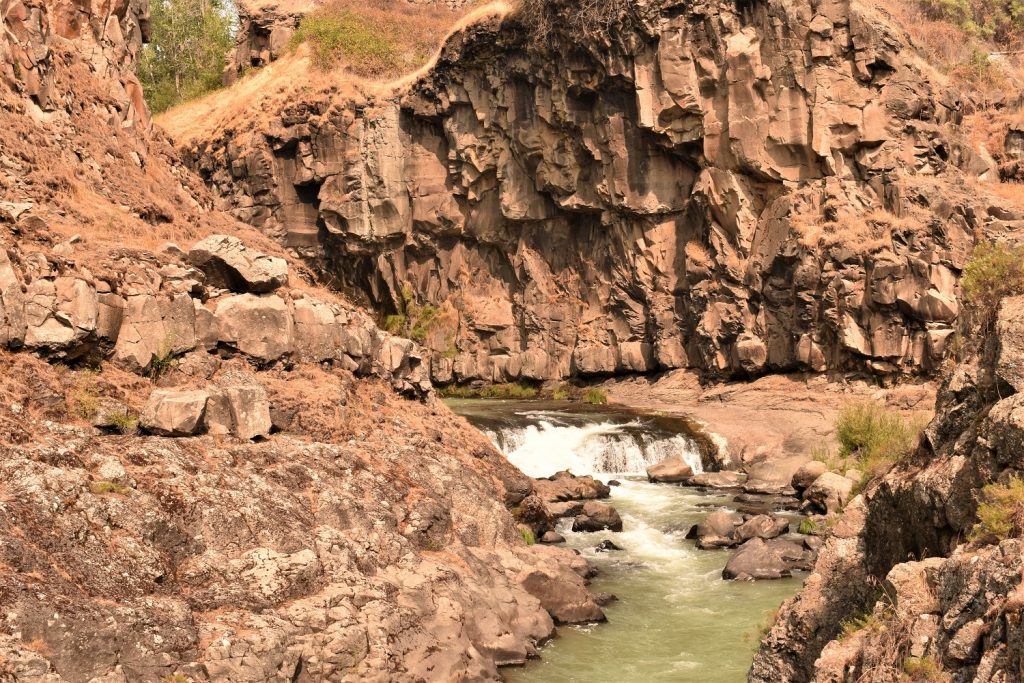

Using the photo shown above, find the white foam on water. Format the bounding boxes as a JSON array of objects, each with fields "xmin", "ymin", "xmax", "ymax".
[{"xmin": 486, "ymin": 419, "xmax": 703, "ymax": 478}]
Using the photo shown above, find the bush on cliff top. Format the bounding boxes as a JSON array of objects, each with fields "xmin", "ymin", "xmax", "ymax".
[{"xmin": 139, "ymin": 0, "xmax": 235, "ymax": 113}]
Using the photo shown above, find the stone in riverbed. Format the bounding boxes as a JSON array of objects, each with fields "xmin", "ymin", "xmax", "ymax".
[
  {"xmin": 518, "ymin": 569, "xmax": 605, "ymax": 624},
  {"xmin": 735, "ymin": 514, "xmax": 790, "ymax": 542},
  {"xmin": 791, "ymin": 460, "xmax": 827, "ymax": 492},
  {"xmin": 592, "ymin": 592, "xmax": 618, "ymax": 606},
  {"xmin": 723, "ymin": 538, "xmax": 794, "ymax": 580},
  {"xmin": 547, "ymin": 500, "xmax": 585, "ymax": 518},
  {"xmin": 694, "ymin": 510, "xmax": 743, "ymax": 549},
  {"xmin": 540, "ymin": 531, "xmax": 565, "ymax": 544},
  {"xmin": 646, "ymin": 454, "xmax": 694, "ymax": 483},
  {"xmin": 687, "ymin": 470, "xmax": 743, "ymax": 488},
  {"xmin": 534, "ymin": 471, "xmax": 610, "ymax": 502},
  {"xmin": 571, "ymin": 501, "xmax": 623, "ymax": 532},
  {"xmin": 802, "ymin": 472, "xmax": 855, "ymax": 514},
  {"xmin": 595, "ymin": 539, "xmax": 622, "ymax": 552}
]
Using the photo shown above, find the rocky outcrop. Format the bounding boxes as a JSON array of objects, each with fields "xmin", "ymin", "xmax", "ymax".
[
  {"xmin": 177, "ymin": 0, "xmax": 1017, "ymax": 386},
  {"xmin": 0, "ymin": 0, "xmax": 607, "ymax": 678},
  {"xmin": 750, "ymin": 296, "xmax": 1024, "ymax": 681}
]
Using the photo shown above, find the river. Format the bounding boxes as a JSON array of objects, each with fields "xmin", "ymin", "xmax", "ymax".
[{"xmin": 447, "ymin": 399, "xmax": 803, "ymax": 683}]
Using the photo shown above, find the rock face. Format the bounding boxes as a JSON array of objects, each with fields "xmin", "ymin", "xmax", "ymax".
[
  {"xmin": 141, "ymin": 389, "xmax": 210, "ymax": 436},
  {"xmin": 179, "ymin": 0, "xmax": 1013, "ymax": 387},
  {"xmin": 751, "ymin": 296, "xmax": 1024, "ymax": 681}
]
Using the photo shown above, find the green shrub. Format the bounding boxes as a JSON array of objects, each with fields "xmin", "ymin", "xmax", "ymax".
[
  {"xmin": 970, "ymin": 476, "xmax": 1024, "ymax": 543},
  {"xmin": 383, "ymin": 314, "xmax": 407, "ymax": 335},
  {"xmin": 918, "ymin": 0, "xmax": 1024, "ymax": 44},
  {"xmin": 838, "ymin": 610, "xmax": 885, "ymax": 640},
  {"xmin": 583, "ymin": 388, "xmax": 608, "ymax": 405},
  {"xmin": 149, "ymin": 335, "xmax": 180, "ymax": 379},
  {"xmin": 798, "ymin": 518, "xmax": 819, "ymax": 535},
  {"xmin": 835, "ymin": 402, "xmax": 920, "ymax": 480},
  {"xmin": 961, "ymin": 241, "xmax": 1024, "ymax": 325},
  {"xmin": 290, "ymin": 11, "xmax": 401, "ymax": 73},
  {"xmin": 518, "ymin": 526, "xmax": 537, "ymax": 545},
  {"xmin": 89, "ymin": 481, "xmax": 129, "ymax": 495}
]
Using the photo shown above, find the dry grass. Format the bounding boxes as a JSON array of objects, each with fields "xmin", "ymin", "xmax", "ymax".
[
  {"xmin": 876, "ymin": 0, "xmax": 1024, "ymax": 100},
  {"xmin": 792, "ymin": 205, "xmax": 922, "ymax": 252},
  {"xmin": 288, "ymin": 0, "xmax": 493, "ymax": 77}
]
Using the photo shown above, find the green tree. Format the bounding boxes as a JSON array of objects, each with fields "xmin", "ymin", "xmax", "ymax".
[{"xmin": 139, "ymin": 0, "xmax": 235, "ymax": 113}]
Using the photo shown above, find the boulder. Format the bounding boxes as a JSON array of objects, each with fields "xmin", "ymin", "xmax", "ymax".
[
  {"xmin": 791, "ymin": 460, "xmax": 827, "ymax": 492},
  {"xmin": 722, "ymin": 538, "xmax": 792, "ymax": 580},
  {"xmin": 140, "ymin": 389, "xmax": 209, "ymax": 436},
  {"xmin": 189, "ymin": 235, "xmax": 288, "ymax": 293},
  {"xmin": 547, "ymin": 501, "xmax": 585, "ymax": 518},
  {"xmin": 214, "ymin": 294, "xmax": 293, "ymax": 362},
  {"xmin": 518, "ymin": 569, "xmax": 605, "ymax": 624},
  {"xmin": 694, "ymin": 510, "xmax": 743, "ymax": 549},
  {"xmin": 646, "ymin": 454, "xmax": 694, "ymax": 483},
  {"xmin": 533, "ymin": 472, "xmax": 610, "ymax": 502},
  {"xmin": 595, "ymin": 539, "xmax": 622, "ymax": 552},
  {"xmin": 803, "ymin": 472, "xmax": 855, "ymax": 514},
  {"xmin": 735, "ymin": 514, "xmax": 790, "ymax": 542},
  {"xmin": 205, "ymin": 382, "xmax": 272, "ymax": 440},
  {"xmin": 539, "ymin": 531, "xmax": 565, "ymax": 544},
  {"xmin": 571, "ymin": 501, "xmax": 623, "ymax": 532},
  {"xmin": 743, "ymin": 456, "xmax": 805, "ymax": 495},
  {"xmin": 687, "ymin": 471, "xmax": 743, "ymax": 488}
]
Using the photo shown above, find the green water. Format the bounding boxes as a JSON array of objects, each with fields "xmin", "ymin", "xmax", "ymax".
[
  {"xmin": 504, "ymin": 479, "xmax": 801, "ymax": 683},
  {"xmin": 447, "ymin": 400, "xmax": 804, "ymax": 683}
]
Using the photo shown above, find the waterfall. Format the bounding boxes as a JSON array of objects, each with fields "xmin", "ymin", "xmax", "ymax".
[{"xmin": 484, "ymin": 414, "xmax": 704, "ymax": 478}]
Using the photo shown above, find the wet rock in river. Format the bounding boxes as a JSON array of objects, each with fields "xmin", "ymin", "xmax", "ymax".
[
  {"xmin": 723, "ymin": 538, "xmax": 809, "ymax": 581},
  {"xmin": 646, "ymin": 454, "xmax": 694, "ymax": 483},
  {"xmin": 693, "ymin": 510, "xmax": 744, "ymax": 549},
  {"xmin": 540, "ymin": 531, "xmax": 565, "ymax": 544},
  {"xmin": 595, "ymin": 539, "xmax": 622, "ymax": 552},
  {"xmin": 735, "ymin": 515, "xmax": 790, "ymax": 542},
  {"xmin": 687, "ymin": 470, "xmax": 743, "ymax": 488},
  {"xmin": 571, "ymin": 501, "xmax": 624, "ymax": 532}
]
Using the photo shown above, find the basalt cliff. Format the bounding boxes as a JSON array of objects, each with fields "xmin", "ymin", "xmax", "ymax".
[
  {"xmin": 174, "ymin": 0, "xmax": 1022, "ymax": 387},
  {"xmin": 0, "ymin": 0, "xmax": 606, "ymax": 680}
]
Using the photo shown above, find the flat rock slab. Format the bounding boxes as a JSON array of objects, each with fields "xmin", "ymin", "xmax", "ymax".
[{"xmin": 141, "ymin": 389, "xmax": 209, "ymax": 436}]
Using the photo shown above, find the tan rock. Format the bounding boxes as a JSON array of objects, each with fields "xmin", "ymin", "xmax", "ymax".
[
  {"xmin": 141, "ymin": 389, "xmax": 210, "ymax": 436},
  {"xmin": 214, "ymin": 294, "xmax": 293, "ymax": 361},
  {"xmin": 189, "ymin": 234, "xmax": 288, "ymax": 293}
]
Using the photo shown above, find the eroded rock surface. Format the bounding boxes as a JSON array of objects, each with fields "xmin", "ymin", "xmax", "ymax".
[{"xmin": 178, "ymin": 0, "xmax": 1017, "ymax": 387}]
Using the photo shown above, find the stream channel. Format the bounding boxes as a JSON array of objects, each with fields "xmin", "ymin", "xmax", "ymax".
[{"xmin": 447, "ymin": 399, "xmax": 804, "ymax": 683}]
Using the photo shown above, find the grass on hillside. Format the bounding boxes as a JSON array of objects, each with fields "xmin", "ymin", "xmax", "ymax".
[
  {"xmin": 970, "ymin": 476, "xmax": 1024, "ymax": 543},
  {"xmin": 289, "ymin": 0, "xmax": 472, "ymax": 77},
  {"xmin": 882, "ymin": 0, "xmax": 1024, "ymax": 98}
]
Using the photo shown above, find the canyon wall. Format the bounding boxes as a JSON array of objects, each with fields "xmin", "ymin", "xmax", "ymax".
[
  {"xmin": 750, "ymin": 297, "xmax": 1024, "ymax": 682},
  {"xmin": 182, "ymin": 0, "xmax": 1020, "ymax": 386}
]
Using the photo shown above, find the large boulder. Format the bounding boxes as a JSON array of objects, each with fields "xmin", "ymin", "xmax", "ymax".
[
  {"xmin": 140, "ymin": 389, "xmax": 210, "ymax": 436},
  {"xmin": 571, "ymin": 501, "xmax": 623, "ymax": 532},
  {"xmin": 214, "ymin": 294, "xmax": 293, "ymax": 362},
  {"xmin": 687, "ymin": 470, "xmax": 743, "ymax": 488},
  {"xmin": 189, "ymin": 235, "xmax": 288, "ymax": 293},
  {"xmin": 205, "ymin": 382, "xmax": 272, "ymax": 440},
  {"xmin": 735, "ymin": 514, "xmax": 790, "ymax": 542},
  {"xmin": 802, "ymin": 472, "xmax": 855, "ymax": 514},
  {"xmin": 722, "ymin": 538, "xmax": 804, "ymax": 580},
  {"xmin": 692, "ymin": 510, "xmax": 743, "ymax": 549},
  {"xmin": 646, "ymin": 454, "xmax": 694, "ymax": 483},
  {"xmin": 518, "ymin": 568, "xmax": 605, "ymax": 624},
  {"xmin": 533, "ymin": 472, "xmax": 610, "ymax": 502},
  {"xmin": 791, "ymin": 460, "xmax": 827, "ymax": 492}
]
